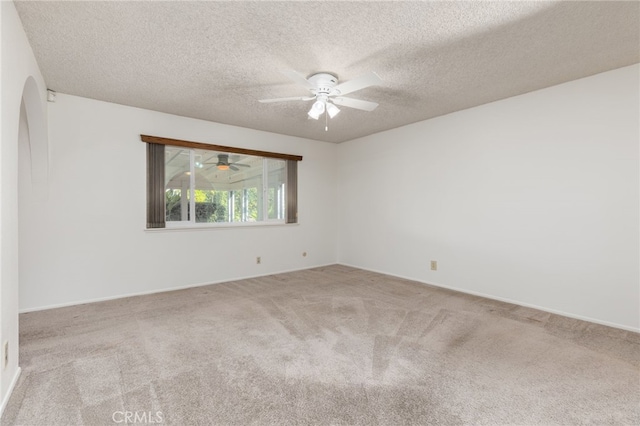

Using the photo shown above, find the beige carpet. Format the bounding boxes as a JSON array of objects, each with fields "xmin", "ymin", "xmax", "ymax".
[{"xmin": 2, "ymin": 265, "xmax": 639, "ymax": 425}]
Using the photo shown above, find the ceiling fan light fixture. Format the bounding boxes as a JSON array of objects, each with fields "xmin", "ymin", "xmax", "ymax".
[
  {"xmin": 308, "ymin": 99, "xmax": 326, "ymax": 119},
  {"xmin": 326, "ymin": 102, "xmax": 340, "ymax": 118},
  {"xmin": 307, "ymin": 108, "xmax": 320, "ymax": 120},
  {"xmin": 217, "ymin": 164, "xmax": 230, "ymax": 171}
]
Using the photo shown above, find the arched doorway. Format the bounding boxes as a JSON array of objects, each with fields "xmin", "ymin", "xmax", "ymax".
[
  {"xmin": 17, "ymin": 77, "xmax": 48, "ymax": 312},
  {"xmin": 18, "ymin": 77, "xmax": 48, "ymax": 191}
]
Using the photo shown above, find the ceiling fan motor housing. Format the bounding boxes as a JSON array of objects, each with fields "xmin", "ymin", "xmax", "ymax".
[
  {"xmin": 217, "ymin": 154, "xmax": 229, "ymax": 165},
  {"xmin": 308, "ymin": 73, "xmax": 339, "ymax": 95}
]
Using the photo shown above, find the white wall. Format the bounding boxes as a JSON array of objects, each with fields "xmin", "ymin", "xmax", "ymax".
[
  {"xmin": 0, "ymin": 0, "xmax": 48, "ymax": 411},
  {"xmin": 337, "ymin": 64, "xmax": 640, "ymax": 331},
  {"xmin": 18, "ymin": 93, "xmax": 338, "ymax": 311}
]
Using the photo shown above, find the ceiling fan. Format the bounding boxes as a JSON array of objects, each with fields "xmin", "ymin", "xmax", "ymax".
[
  {"xmin": 205, "ymin": 154, "xmax": 250, "ymax": 171},
  {"xmin": 259, "ymin": 71, "xmax": 383, "ymax": 123}
]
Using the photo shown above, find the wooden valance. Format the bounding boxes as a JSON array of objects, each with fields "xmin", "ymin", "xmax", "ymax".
[{"xmin": 140, "ymin": 135, "xmax": 303, "ymax": 162}]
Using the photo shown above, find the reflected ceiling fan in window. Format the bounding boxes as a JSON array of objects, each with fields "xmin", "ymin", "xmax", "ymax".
[
  {"xmin": 205, "ymin": 154, "xmax": 250, "ymax": 171},
  {"xmin": 259, "ymin": 71, "xmax": 383, "ymax": 130}
]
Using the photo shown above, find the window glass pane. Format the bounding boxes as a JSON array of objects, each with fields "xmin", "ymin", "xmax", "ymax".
[
  {"xmin": 230, "ymin": 188, "xmax": 260, "ymax": 222},
  {"xmin": 193, "ymin": 149, "xmax": 262, "ymax": 223},
  {"xmin": 165, "ymin": 148, "xmax": 191, "ymax": 222},
  {"xmin": 266, "ymin": 159, "xmax": 286, "ymax": 220}
]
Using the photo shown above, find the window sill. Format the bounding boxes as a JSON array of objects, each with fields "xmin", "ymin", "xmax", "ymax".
[{"xmin": 144, "ymin": 221, "xmax": 297, "ymax": 232}]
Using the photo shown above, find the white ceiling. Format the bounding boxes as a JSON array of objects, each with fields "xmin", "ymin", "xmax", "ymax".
[{"xmin": 14, "ymin": 1, "xmax": 640, "ymax": 143}]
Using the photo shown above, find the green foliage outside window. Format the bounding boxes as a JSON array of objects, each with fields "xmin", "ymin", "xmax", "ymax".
[{"xmin": 166, "ymin": 188, "xmax": 260, "ymax": 223}]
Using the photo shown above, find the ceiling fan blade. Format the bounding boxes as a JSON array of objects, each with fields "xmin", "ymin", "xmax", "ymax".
[
  {"xmin": 281, "ymin": 70, "xmax": 315, "ymax": 89},
  {"xmin": 230, "ymin": 165, "xmax": 239, "ymax": 171},
  {"xmin": 230, "ymin": 163, "xmax": 250, "ymax": 168},
  {"xmin": 332, "ymin": 97, "xmax": 379, "ymax": 112},
  {"xmin": 259, "ymin": 96, "xmax": 315, "ymax": 103},
  {"xmin": 332, "ymin": 71, "xmax": 382, "ymax": 96}
]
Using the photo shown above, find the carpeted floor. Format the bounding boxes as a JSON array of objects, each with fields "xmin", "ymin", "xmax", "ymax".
[{"xmin": 2, "ymin": 265, "xmax": 639, "ymax": 425}]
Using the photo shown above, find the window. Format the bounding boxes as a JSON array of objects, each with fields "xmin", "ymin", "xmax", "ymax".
[
  {"xmin": 144, "ymin": 135, "xmax": 301, "ymax": 229},
  {"xmin": 164, "ymin": 148, "xmax": 286, "ymax": 225}
]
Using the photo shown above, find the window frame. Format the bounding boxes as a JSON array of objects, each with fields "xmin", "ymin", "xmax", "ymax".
[{"xmin": 142, "ymin": 135, "xmax": 302, "ymax": 229}]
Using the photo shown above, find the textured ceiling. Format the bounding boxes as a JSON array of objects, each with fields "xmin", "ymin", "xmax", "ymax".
[{"xmin": 14, "ymin": 1, "xmax": 640, "ymax": 143}]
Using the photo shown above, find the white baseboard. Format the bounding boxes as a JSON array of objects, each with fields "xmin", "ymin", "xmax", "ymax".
[
  {"xmin": 19, "ymin": 263, "xmax": 337, "ymax": 314},
  {"xmin": 338, "ymin": 262, "xmax": 640, "ymax": 333},
  {"xmin": 20, "ymin": 261, "xmax": 639, "ymax": 333},
  {"xmin": 0, "ymin": 367, "xmax": 22, "ymax": 418}
]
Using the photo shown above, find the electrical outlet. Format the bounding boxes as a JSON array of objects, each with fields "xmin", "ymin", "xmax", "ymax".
[
  {"xmin": 430, "ymin": 260, "xmax": 438, "ymax": 271},
  {"xmin": 3, "ymin": 341, "xmax": 8, "ymax": 370},
  {"xmin": 256, "ymin": 256, "xmax": 261, "ymax": 264}
]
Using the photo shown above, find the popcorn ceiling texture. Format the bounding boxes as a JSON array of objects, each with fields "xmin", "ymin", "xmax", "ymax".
[
  {"xmin": 2, "ymin": 266, "xmax": 638, "ymax": 425},
  {"xmin": 14, "ymin": 1, "xmax": 640, "ymax": 143}
]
